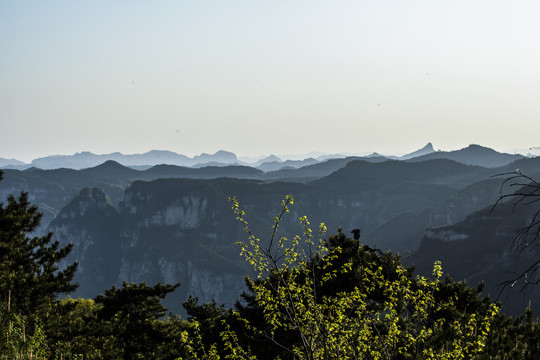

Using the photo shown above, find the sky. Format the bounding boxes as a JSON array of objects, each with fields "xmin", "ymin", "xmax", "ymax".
[{"xmin": 2, "ymin": 1, "xmax": 540, "ymax": 162}]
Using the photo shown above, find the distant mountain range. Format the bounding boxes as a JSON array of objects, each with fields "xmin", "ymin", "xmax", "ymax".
[
  {"xmin": 407, "ymin": 144, "xmax": 524, "ymax": 167},
  {"xmin": 0, "ymin": 143, "xmax": 528, "ymax": 171},
  {"xmin": 0, "ymin": 158, "xmax": 26, "ymax": 167},
  {"xmin": 1, "ymin": 143, "xmax": 539, "ymax": 315},
  {"xmin": 1, "ymin": 150, "xmax": 239, "ymax": 170}
]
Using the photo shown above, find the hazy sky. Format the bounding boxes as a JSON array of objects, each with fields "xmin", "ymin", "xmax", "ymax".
[{"xmin": 2, "ymin": 1, "xmax": 540, "ymax": 162}]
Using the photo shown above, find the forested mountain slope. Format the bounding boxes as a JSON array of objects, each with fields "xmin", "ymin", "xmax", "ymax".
[{"xmin": 3, "ymin": 152, "xmax": 540, "ymax": 314}]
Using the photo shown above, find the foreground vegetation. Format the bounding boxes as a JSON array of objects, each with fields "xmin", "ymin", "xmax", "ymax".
[{"xmin": 1, "ymin": 169, "xmax": 539, "ymax": 359}]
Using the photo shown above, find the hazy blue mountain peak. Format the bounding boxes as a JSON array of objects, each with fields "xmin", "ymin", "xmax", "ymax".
[
  {"xmin": 260, "ymin": 154, "xmax": 282, "ymax": 163},
  {"xmin": 366, "ymin": 152, "xmax": 385, "ymax": 158},
  {"xmin": 400, "ymin": 143, "xmax": 435, "ymax": 160},
  {"xmin": 0, "ymin": 157, "xmax": 26, "ymax": 167},
  {"xmin": 193, "ymin": 150, "xmax": 237, "ymax": 163}
]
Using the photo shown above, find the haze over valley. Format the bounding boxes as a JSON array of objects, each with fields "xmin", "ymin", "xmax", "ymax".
[{"xmin": 1, "ymin": 143, "xmax": 539, "ymax": 316}]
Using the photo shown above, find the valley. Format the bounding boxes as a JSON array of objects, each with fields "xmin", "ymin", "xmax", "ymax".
[{"xmin": 1, "ymin": 144, "xmax": 540, "ymax": 315}]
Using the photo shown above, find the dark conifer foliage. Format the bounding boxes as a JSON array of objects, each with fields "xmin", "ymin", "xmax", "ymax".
[
  {"xmin": 0, "ymin": 170, "xmax": 78, "ymax": 316},
  {"xmin": 94, "ymin": 281, "xmax": 180, "ymax": 359}
]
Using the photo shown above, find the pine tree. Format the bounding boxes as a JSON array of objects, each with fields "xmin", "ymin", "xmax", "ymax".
[
  {"xmin": 0, "ymin": 170, "xmax": 78, "ymax": 322},
  {"xmin": 94, "ymin": 281, "xmax": 179, "ymax": 359}
]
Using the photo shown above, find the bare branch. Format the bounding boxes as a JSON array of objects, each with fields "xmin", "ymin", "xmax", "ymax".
[{"xmin": 492, "ymin": 171, "xmax": 540, "ymax": 293}]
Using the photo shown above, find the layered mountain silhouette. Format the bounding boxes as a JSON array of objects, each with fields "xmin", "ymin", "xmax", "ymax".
[
  {"xmin": 21, "ymin": 150, "xmax": 239, "ymax": 170},
  {"xmin": 1, "ymin": 144, "xmax": 538, "ymax": 314},
  {"xmin": 1, "ymin": 143, "xmax": 525, "ymax": 170},
  {"xmin": 408, "ymin": 144, "xmax": 524, "ymax": 167}
]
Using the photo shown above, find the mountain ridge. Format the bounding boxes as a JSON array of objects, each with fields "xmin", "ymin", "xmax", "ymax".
[
  {"xmin": 1, "ymin": 143, "xmax": 528, "ymax": 170},
  {"xmin": 407, "ymin": 144, "xmax": 525, "ymax": 167},
  {"xmin": 3, "ymin": 148, "xmax": 540, "ymax": 314}
]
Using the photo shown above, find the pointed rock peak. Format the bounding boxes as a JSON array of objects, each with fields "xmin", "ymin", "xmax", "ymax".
[
  {"xmin": 56, "ymin": 187, "xmax": 118, "ymax": 219},
  {"xmin": 401, "ymin": 143, "xmax": 435, "ymax": 159},
  {"xmin": 75, "ymin": 187, "xmax": 115, "ymax": 209}
]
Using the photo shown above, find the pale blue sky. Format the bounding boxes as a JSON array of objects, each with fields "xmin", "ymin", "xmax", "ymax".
[{"xmin": 2, "ymin": 1, "xmax": 540, "ymax": 162}]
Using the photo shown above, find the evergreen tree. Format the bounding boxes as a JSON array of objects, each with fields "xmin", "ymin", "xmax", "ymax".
[
  {"xmin": 94, "ymin": 281, "xmax": 180, "ymax": 360},
  {"xmin": 0, "ymin": 170, "xmax": 78, "ymax": 357},
  {"xmin": 46, "ymin": 298, "xmax": 108, "ymax": 359},
  {"xmin": 0, "ymin": 170, "xmax": 77, "ymax": 323}
]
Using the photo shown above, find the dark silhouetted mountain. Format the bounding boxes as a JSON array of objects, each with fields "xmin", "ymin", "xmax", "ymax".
[
  {"xmin": 493, "ymin": 155, "xmax": 540, "ymax": 176},
  {"xmin": 408, "ymin": 144, "xmax": 524, "ymax": 167},
  {"xmin": 79, "ymin": 160, "xmax": 140, "ymax": 179},
  {"xmin": 262, "ymin": 156, "xmax": 391, "ymax": 182},
  {"xmin": 313, "ymin": 159, "xmax": 491, "ymax": 191}
]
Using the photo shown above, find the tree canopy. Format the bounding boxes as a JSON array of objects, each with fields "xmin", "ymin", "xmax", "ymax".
[{"xmin": 179, "ymin": 196, "xmax": 500, "ymax": 359}]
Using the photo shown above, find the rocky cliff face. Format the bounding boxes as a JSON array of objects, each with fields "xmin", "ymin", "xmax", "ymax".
[
  {"xmin": 44, "ymin": 164, "xmax": 540, "ymax": 314},
  {"xmin": 364, "ymin": 177, "xmax": 505, "ymax": 252},
  {"xmin": 404, "ymin": 199, "xmax": 540, "ymax": 316},
  {"xmin": 50, "ymin": 180, "xmax": 254, "ymax": 311},
  {"xmin": 46, "ymin": 169, "xmax": 486, "ymax": 308},
  {"xmin": 49, "ymin": 187, "xmax": 121, "ymax": 299},
  {"xmin": 114, "ymin": 179, "xmax": 257, "ymax": 310}
]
